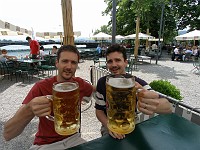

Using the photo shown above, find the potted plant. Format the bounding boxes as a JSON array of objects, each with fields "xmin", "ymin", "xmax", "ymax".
[{"xmin": 149, "ymin": 80, "xmax": 183, "ymax": 100}]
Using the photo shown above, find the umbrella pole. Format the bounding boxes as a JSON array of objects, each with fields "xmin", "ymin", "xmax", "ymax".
[{"xmin": 61, "ymin": 0, "xmax": 74, "ymax": 45}]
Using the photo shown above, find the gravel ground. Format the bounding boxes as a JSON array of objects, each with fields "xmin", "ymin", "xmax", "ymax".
[{"xmin": 0, "ymin": 55, "xmax": 200, "ymax": 149}]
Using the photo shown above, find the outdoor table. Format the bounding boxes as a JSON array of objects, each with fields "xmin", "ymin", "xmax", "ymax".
[
  {"xmin": 138, "ymin": 55, "xmax": 152, "ymax": 64},
  {"xmin": 49, "ymin": 54, "xmax": 57, "ymax": 57},
  {"xmin": 16, "ymin": 59, "xmax": 46, "ymax": 63},
  {"xmin": 68, "ymin": 114, "xmax": 200, "ymax": 150},
  {"xmin": 12, "ymin": 59, "xmax": 47, "ymax": 81}
]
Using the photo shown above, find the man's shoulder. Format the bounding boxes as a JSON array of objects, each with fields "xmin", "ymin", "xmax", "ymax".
[
  {"xmin": 97, "ymin": 76, "xmax": 107, "ymax": 83},
  {"xmin": 36, "ymin": 76, "xmax": 56, "ymax": 86}
]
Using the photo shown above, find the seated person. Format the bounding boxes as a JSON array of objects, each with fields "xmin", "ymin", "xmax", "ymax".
[
  {"xmin": 171, "ymin": 46, "xmax": 183, "ymax": 61},
  {"xmin": 94, "ymin": 44, "xmax": 172, "ymax": 140},
  {"xmin": 39, "ymin": 46, "xmax": 46, "ymax": 58},
  {"xmin": 51, "ymin": 46, "xmax": 58, "ymax": 55},
  {"xmin": 3, "ymin": 45, "xmax": 94, "ymax": 149},
  {"xmin": 0, "ymin": 49, "xmax": 17, "ymax": 62},
  {"xmin": 182, "ymin": 46, "xmax": 193, "ymax": 61},
  {"xmin": 192, "ymin": 46, "xmax": 198, "ymax": 57},
  {"xmin": 151, "ymin": 43, "xmax": 158, "ymax": 50}
]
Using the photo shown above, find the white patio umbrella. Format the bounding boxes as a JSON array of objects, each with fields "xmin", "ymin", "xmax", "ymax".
[
  {"xmin": 116, "ymin": 35, "xmax": 125, "ymax": 40},
  {"xmin": 175, "ymin": 30, "xmax": 200, "ymax": 40},
  {"xmin": 91, "ymin": 32, "xmax": 112, "ymax": 40},
  {"xmin": 125, "ymin": 32, "xmax": 154, "ymax": 40}
]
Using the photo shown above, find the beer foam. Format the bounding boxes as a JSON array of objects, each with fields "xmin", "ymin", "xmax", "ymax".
[
  {"xmin": 107, "ymin": 78, "xmax": 134, "ymax": 88},
  {"xmin": 54, "ymin": 83, "xmax": 78, "ymax": 92}
]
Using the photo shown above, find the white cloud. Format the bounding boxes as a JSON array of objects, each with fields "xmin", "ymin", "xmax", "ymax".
[{"xmin": 0, "ymin": 0, "xmax": 110, "ymax": 37}]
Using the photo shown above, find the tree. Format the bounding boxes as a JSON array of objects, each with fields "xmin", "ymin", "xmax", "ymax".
[
  {"xmin": 172, "ymin": 0, "xmax": 200, "ymax": 30},
  {"xmin": 93, "ymin": 25, "xmax": 111, "ymax": 35},
  {"xmin": 100, "ymin": 0, "xmax": 199, "ymax": 43}
]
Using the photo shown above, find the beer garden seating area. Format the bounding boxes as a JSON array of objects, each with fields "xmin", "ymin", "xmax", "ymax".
[{"xmin": 0, "ymin": 55, "xmax": 57, "ymax": 82}]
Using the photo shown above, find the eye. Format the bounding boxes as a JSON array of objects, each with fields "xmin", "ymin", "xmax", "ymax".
[
  {"xmin": 71, "ymin": 61, "xmax": 78, "ymax": 65},
  {"xmin": 62, "ymin": 60, "xmax": 68, "ymax": 63},
  {"xmin": 107, "ymin": 60, "xmax": 112, "ymax": 64}
]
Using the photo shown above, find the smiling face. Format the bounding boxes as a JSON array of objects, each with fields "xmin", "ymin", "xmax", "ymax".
[
  {"xmin": 56, "ymin": 51, "xmax": 78, "ymax": 82},
  {"xmin": 106, "ymin": 51, "xmax": 128, "ymax": 75}
]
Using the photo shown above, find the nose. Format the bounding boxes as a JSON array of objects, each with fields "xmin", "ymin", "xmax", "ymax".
[
  {"xmin": 65, "ymin": 62, "xmax": 72, "ymax": 69},
  {"xmin": 111, "ymin": 60, "xmax": 117, "ymax": 67}
]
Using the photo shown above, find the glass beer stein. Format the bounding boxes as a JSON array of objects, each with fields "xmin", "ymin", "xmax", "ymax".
[
  {"xmin": 47, "ymin": 81, "xmax": 80, "ymax": 136},
  {"xmin": 106, "ymin": 74, "xmax": 136, "ymax": 134}
]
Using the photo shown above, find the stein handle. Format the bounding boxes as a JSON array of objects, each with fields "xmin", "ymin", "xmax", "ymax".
[{"xmin": 46, "ymin": 95, "xmax": 54, "ymax": 121}]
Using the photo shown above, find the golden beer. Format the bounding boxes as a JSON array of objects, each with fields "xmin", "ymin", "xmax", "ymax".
[
  {"xmin": 52, "ymin": 82, "xmax": 80, "ymax": 135},
  {"xmin": 106, "ymin": 75, "xmax": 136, "ymax": 134}
]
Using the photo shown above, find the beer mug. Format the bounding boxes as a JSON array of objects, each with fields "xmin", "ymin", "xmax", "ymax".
[
  {"xmin": 46, "ymin": 81, "xmax": 80, "ymax": 136},
  {"xmin": 106, "ymin": 74, "xmax": 136, "ymax": 134}
]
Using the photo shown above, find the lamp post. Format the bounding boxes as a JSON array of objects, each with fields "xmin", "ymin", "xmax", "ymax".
[
  {"xmin": 112, "ymin": 0, "xmax": 117, "ymax": 44},
  {"xmin": 156, "ymin": 2, "xmax": 165, "ymax": 64}
]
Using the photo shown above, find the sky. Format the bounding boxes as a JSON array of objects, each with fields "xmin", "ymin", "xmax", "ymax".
[{"xmin": 0, "ymin": 0, "xmax": 110, "ymax": 37}]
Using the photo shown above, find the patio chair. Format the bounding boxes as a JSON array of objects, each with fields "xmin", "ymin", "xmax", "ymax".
[
  {"xmin": 38, "ymin": 56, "xmax": 57, "ymax": 77},
  {"xmin": 0, "ymin": 61, "xmax": 19, "ymax": 81},
  {"xmin": 15, "ymin": 61, "xmax": 38, "ymax": 82},
  {"xmin": 126, "ymin": 58, "xmax": 135, "ymax": 74},
  {"xmin": 191, "ymin": 58, "xmax": 200, "ymax": 73}
]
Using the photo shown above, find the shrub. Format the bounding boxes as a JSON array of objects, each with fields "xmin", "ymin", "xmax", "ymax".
[{"xmin": 149, "ymin": 80, "xmax": 183, "ymax": 100}]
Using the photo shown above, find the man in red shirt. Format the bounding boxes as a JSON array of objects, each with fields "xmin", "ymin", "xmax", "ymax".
[
  {"xmin": 3, "ymin": 45, "xmax": 94, "ymax": 149},
  {"xmin": 26, "ymin": 36, "xmax": 40, "ymax": 59}
]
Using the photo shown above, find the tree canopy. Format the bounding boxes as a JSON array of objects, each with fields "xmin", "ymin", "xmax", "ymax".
[{"xmin": 95, "ymin": 0, "xmax": 200, "ymax": 43}]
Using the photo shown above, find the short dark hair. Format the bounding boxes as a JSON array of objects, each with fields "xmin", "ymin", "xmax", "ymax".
[
  {"xmin": 40, "ymin": 46, "xmax": 44, "ymax": 50},
  {"xmin": 57, "ymin": 45, "xmax": 80, "ymax": 61},
  {"xmin": 106, "ymin": 44, "xmax": 127, "ymax": 60},
  {"xmin": 26, "ymin": 36, "xmax": 31, "ymax": 41},
  {"xmin": 53, "ymin": 46, "xmax": 57, "ymax": 49}
]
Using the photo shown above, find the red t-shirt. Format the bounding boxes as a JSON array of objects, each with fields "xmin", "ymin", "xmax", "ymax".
[
  {"xmin": 23, "ymin": 76, "xmax": 93, "ymax": 145},
  {"xmin": 30, "ymin": 40, "xmax": 39, "ymax": 55}
]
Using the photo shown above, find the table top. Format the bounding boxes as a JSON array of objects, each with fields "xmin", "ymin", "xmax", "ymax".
[
  {"xmin": 68, "ymin": 114, "xmax": 200, "ymax": 150},
  {"xmin": 98, "ymin": 57, "xmax": 106, "ymax": 62},
  {"xmin": 16, "ymin": 59, "xmax": 46, "ymax": 63}
]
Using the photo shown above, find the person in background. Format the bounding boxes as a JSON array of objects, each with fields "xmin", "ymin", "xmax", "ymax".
[
  {"xmin": 39, "ymin": 46, "xmax": 46, "ymax": 58},
  {"xmin": 3, "ymin": 45, "xmax": 94, "ymax": 150},
  {"xmin": 192, "ymin": 46, "xmax": 198, "ymax": 56},
  {"xmin": 96, "ymin": 44, "xmax": 102, "ymax": 57},
  {"xmin": 0, "ymin": 49, "xmax": 17, "ymax": 62},
  {"xmin": 184, "ymin": 46, "xmax": 193, "ymax": 55},
  {"xmin": 26, "ymin": 36, "xmax": 40, "ymax": 59},
  {"xmin": 94, "ymin": 44, "xmax": 172, "ymax": 140},
  {"xmin": 182, "ymin": 46, "xmax": 193, "ymax": 61},
  {"xmin": 51, "ymin": 45, "xmax": 58, "ymax": 55},
  {"xmin": 151, "ymin": 43, "xmax": 158, "ymax": 50},
  {"xmin": 172, "ymin": 46, "xmax": 183, "ymax": 61}
]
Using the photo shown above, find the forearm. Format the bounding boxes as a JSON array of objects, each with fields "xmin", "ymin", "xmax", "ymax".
[
  {"xmin": 96, "ymin": 109, "xmax": 108, "ymax": 127},
  {"xmin": 155, "ymin": 98, "xmax": 172, "ymax": 114},
  {"xmin": 3, "ymin": 104, "xmax": 34, "ymax": 141}
]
